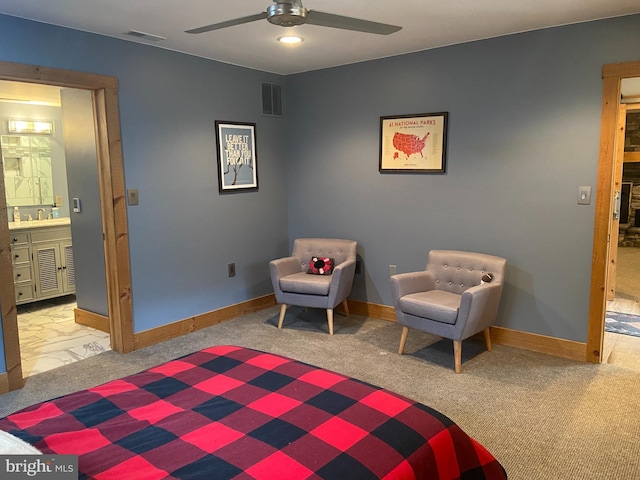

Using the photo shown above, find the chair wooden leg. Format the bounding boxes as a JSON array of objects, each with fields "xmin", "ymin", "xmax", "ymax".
[
  {"xmin": 398, "ymin": 327, "xmax": 409, "ymax": 354},
  {"xmin": 277, "ymin": 304, "xmax": 287, "ymax": 329},
  {"xmin": 483, "ymin": 328, "xmax": 492, "ymax": 352},
  {"xmin": 326, "ymin": 309, "xmax": 334, "ymax": 335},
  {"xmin": 453, "ymin": 340, "xmax": 462, "ymax": 374},
  {"xmin": 341, "ymin": 299, "xmax": 350, "ymax": 317}
]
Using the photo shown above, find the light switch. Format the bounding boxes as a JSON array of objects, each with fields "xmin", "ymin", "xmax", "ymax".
[
  {"xmin": 127, "ymin": 189, "xmax": 139, "ymax": 206},
  {"xmin": 578, "ymin": 186, "xmax": 592, "ymax": 205}
]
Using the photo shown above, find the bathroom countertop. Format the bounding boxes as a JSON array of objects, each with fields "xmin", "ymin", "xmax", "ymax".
[{"xmin": 9, "ymin": 217, "xmax": 71, "ymax": 231}]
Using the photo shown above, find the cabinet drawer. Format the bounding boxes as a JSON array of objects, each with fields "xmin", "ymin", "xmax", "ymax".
[
  {"xmin": 10, "ymin": 232, "xmax": 29, "ymax": 245},
  {"xmin": 15, "ymin": 284, "xmax": 34, "ymax": 303},
  {"xmin": 11, "ymin": 245, "xmax": 30, "ymax": 265},
  {"xmin": 13, "ymin": 264, "xmax": 32, "ymax": 283},
  {"xmin": 30, "ymin": 226, "xmax": 71, "ymax": 244}
]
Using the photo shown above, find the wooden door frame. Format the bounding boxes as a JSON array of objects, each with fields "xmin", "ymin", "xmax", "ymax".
[
  {"xmin": 604, "ymin": 104, "xmax": 628, "ymax": 301},
  {"xmin": 0, "ymin": 61, "xmax": 134, "ymax": 391},
  {"xmin": 587, "ymin": 61, "xmax": 640, "ymax": 363}
]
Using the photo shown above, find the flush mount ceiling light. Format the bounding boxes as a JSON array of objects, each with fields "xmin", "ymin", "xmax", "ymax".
[
  {"xmin": 8, "ymin": 119, "xmax": 54, "ymax": 134},
  {"xmin": 278, "ymin": 35, "xmax": 303, "ymax": 44}
]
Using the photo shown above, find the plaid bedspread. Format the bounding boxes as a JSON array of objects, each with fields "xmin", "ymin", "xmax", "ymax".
[{"xmin": 0, "ymin": 345, "xmax": 507, "ymax": 479}]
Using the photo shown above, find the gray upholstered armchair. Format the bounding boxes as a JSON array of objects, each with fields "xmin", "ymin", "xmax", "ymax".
[
  {"xmin": 390, "ymin": 250, "xmax": 507, "ymax": 373},
  {"xmin": 269, "ymin": 238, "xmax": 357, "ymax": 335}
]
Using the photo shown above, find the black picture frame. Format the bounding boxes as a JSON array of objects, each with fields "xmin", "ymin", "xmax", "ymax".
[
  {"xmin": 379, "ymin": 112, "xmax": 448, "ymax": 173},
  {"xmin": 215, "ymin": 121, "xmax": 259, "ymax": 192}
]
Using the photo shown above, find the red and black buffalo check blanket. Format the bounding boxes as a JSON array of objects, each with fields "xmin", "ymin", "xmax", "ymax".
[{"xmin": 0, "ymin": 345, "xmax": 507, "ymax": 479}]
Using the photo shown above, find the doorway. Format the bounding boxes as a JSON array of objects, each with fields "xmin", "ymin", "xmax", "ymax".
[
  {"xmin": 0, "ymin": 80, "xmax": 111, "ymax": 377},
  {"xmin": 602, "ymin": 103, "xmax": 640, "ymax": 370},
  {"xmin": 0, "ymin": 61, "xmax": 134, "ymax": 392},
  {"xmin": 588, "ymin": 61, "xmax": 640, "ymax": 364}
]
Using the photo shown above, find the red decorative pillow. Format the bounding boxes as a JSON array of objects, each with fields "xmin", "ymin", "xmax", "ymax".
[{"xmin": 307, "ymin": 256, "xmax": 334, "ymax": 275}]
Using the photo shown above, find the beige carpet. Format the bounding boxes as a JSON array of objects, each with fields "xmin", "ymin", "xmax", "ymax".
[{"xmin": 2, "ymin": 306, "xmax": 640, "ymax": 479}]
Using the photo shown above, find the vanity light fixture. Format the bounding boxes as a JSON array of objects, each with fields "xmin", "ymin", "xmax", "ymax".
[
  {"xmin": 8, "ymin": 119, "xmax": 54, "ymax": 134},
  {"xmin": 278, "ymin": 35, "xmax": 303, "ymax": 45}
]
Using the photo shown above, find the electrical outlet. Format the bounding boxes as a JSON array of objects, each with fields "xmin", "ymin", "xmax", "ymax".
[
  {"xmin": 228, "ymin": 263, "xmax": 236, "ymax": 277},
  {"xmin": 55, "ymin": 194, "xmax": 64, "ymax": 206}
]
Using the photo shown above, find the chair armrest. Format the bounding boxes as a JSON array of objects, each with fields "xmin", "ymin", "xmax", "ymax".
[
  {"xmin": 458, "ymin": 283, "xmax": 504, "ymax": 338},
  {"xmin": 328, "ymin": 259, "xmax": 357, "ymax": 306},
  {"xmin": 390, "ymin": 271, "xmax": 435, "ymax": 299},
  {"xmin": 269, "ymin": 256, "xmax": 302, "ymax": 286}
]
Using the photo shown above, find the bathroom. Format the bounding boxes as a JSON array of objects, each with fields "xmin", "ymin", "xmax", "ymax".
[{"xmin": 1, "ymin": 80, "xmax": 110, "ymax": 377}]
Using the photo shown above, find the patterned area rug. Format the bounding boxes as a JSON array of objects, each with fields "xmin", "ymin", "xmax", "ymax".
[{"xmin": 605, "ymin": 311, "xmax": 640, "ymax": 338}]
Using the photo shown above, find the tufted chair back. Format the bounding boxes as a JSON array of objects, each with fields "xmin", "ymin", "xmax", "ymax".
[
  {"xmin": 426, "ymin": 250, "xmax": 506, "ymax": 295},
  {"xmin": 291, "ymin": 238, "xmax": 357, "ymax": 272}
]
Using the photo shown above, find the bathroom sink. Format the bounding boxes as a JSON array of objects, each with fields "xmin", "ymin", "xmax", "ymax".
[{"xmin": 9, "ymin": 217, "xmax": 71, "ymax": 230}]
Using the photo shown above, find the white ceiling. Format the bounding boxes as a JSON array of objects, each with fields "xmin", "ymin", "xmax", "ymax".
[
  {"xmin": 0, "ymin": 0, "xmax": 639, "ymax": 75},
  {"xmin": 0, "ymin": 80, "xmax": 62, "ymax": 106}
]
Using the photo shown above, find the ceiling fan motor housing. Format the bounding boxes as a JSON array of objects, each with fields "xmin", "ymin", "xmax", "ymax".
[{"xmin": 267, "ymin": 0, "xmax": 308, "ymax": 27}]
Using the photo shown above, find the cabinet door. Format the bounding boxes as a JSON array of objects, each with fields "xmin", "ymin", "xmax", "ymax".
[
  {"xmin": 61, "ymin": 240, "xmax": 75, "ymax": 293},
  {"xmin": 33, "ymin": 241, "xmax": 62, "ymax": 298}
]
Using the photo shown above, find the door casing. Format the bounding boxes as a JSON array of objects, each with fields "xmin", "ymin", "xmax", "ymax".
[
  {"xmin": 587, "ymin": 61, "xmax": 640, "ymax": 363},
  {"xmin": 0, "ymin": 61, "xmax": 134, "ymax": 392}
]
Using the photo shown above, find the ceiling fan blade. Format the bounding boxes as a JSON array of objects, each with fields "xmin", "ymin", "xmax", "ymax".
[
  {"xmin": 185, "ymin": 12, "xmax": 267, "ymax": 34},
  {"xmin": 305, "ymin": 10, "xmax": 402, "ymax": 35}
]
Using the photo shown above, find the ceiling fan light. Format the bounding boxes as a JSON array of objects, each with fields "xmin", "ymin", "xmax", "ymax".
[{"xmin": 278, "ymin": 35, "xmax": 303, "ymax": 44}]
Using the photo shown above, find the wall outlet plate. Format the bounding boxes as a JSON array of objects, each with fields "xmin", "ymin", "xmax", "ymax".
[
  {"xmin": 578, "ymin": 186, "xmax": 592, "ymax": 205},
  {"xmin": 127, "ymin": 188, "xmax": 139, "ymax": 206}
]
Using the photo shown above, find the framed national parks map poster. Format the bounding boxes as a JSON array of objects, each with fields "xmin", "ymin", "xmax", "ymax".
[
  {"xmin": 215, "ymin": 121, "xmax": 259, "ymax": 192},
  {"xmin": 379, "ymin": 112, "xmax": 448, "ymax": 173}
]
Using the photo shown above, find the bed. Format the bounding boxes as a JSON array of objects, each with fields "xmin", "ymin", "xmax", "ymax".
[{"xmin": 0, "ymin": 345, "xmax": 507, "ymax": 479}]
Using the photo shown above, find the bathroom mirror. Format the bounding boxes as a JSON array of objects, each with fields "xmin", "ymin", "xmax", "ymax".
[{"xmin": 1, "ymin": 134, "xmax": 54, "ymax": 206}]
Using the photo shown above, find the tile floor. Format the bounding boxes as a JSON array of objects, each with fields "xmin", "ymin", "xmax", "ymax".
[
  {"xmin": 17, "ymin": 295, "xmax": 111, "ymax": 378},
  {"xmin": 605, "ymin": 297, "xmax": 640, "ymax": 371}
]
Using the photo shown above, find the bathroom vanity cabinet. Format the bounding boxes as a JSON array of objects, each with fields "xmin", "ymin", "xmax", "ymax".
[{"xmin": 10, "ymin": 222, "xmax": 75, "ymax": 304}]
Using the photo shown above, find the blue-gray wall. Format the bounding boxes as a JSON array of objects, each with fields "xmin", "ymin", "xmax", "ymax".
[
  {"xmin": 1, "ymin": 12, "xmax": 640, "ymax": 374},
  {"xmin": 0, "ymin": 14, "xmax": 289, "ymax": 373},
  {"xmin": 285, "ymin": 14, "xmax": 640, "ymax": 343}
]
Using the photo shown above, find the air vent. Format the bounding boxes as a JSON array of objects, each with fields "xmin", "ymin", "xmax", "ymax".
[
  {"xmin": 262, "ymin": 83, "xmax": 283, "ymax": 117},
  {"xmin": 125, "ymin": 30, "xmax": 167, "ymax": 42}
]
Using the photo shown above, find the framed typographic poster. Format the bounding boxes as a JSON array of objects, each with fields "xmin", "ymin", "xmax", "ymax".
[
  {"xmin": 215, "ymin": 121, "xmax": 258, "ymax": 192},
  {"xmin": 379, "ymin": 112, "xmax": 448, "ymax": 173}
]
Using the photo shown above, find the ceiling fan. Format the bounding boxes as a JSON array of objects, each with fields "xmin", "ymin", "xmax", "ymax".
[{"xmin": 186, "ymin": 0, "xmax": 402, "ymax": 36}]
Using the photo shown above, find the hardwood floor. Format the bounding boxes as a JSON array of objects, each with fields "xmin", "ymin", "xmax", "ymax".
[{"xmin": 604, "ymin": 247, "xmax": 640, "ymax": 371}]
